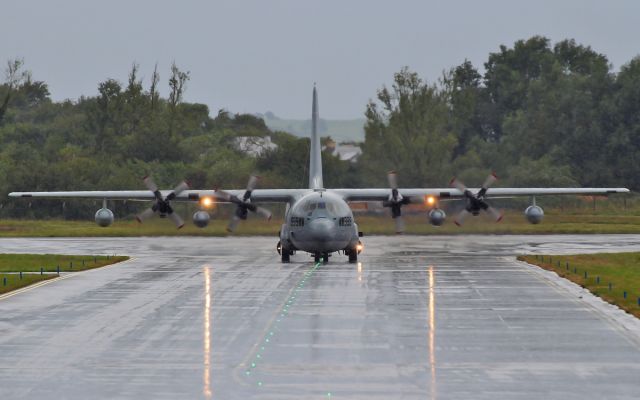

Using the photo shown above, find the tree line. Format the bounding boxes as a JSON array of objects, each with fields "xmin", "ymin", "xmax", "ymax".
[
  {"xmin": 361, "ymin": 36, "xmax": 640, "ymax": 191},
  {"xmin": 0, "ymin": 36, "xmax": 638, "ymax": 219}
]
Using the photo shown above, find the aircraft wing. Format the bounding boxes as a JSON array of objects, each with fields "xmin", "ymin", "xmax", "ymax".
[
  {"xmin": 8, "ymin": 187, "xmax": 630, "ymax": 203},
  {"xmin": 8, "ymin": 189, "xmax": 307, "ymax": 203},
  {"xmin": 334, "ymin": 187, "xmax": 630, "ymax": 202}
]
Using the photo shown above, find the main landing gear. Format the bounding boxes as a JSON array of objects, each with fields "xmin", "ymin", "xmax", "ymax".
[
  {"xmin": 277, "ymin": 241, "xmax": 292, "ymax": 263},
  {"xmin": 347, "ymin": 249, "xmax": 358, "ymax": 263},
  {"xmin": 346, "ymin": 240, "xmax": 364, "ymax": 264}
]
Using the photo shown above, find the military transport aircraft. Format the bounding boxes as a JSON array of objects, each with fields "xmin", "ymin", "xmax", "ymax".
[{"xmin": 9, "ymin": 87, "xmax": 629, "ymax": 263}]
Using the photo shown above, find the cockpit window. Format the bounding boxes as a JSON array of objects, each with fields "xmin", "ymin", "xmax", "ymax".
[
  {"xmin": 303, "ymin": 201, "xmax": 316, "ymax": 212},
  {"xmin": 299, "ymin": 198, "xmax": 350, "ymax": 216}
]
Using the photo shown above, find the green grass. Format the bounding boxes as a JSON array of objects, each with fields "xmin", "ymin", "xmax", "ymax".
[
  {"xmin": 0, "ymin": 273, "xmax": 58, "ymax": 295},
  {"xmin": 2, "ymin": 209, "xmax": 640, "ymax": 237},
  {"xmin": 0, "ymin": 253, "xmax": 129, "ymax": 273},
  {"xmin": 519, "ymin": 252, "xmax": 640, "ymax": 318},
  {"xmin": 0, "ymin": 253, "xmax": 129, "ymax": 295},
  {"xmin": 358, "ymin": 212, "xmax": 640, "ymax": 235}
]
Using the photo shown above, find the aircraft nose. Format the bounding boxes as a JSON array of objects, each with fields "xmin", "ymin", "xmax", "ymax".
[{"xmin": 308, "ymin": 218, "xmax": 335, "ymax": 240}]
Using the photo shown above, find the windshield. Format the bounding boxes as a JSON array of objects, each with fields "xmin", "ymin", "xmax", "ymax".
[{"xmin": 303, "ymin": 200, "xmax": 341, "ymax": 215}]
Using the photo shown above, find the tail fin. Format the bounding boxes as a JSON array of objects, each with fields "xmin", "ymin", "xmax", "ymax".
[{"xmin": 309, "ymin": 85, "xmax": 323, "ymax": 189}]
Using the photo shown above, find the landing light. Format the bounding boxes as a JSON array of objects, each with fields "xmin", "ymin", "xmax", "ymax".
[
  {"xmin": 426, "ymin": 196, "xmax": 436, "ymax": 206},
  {"xmin": 356, "ymin": 241, "xmax": 364, "ymax": 254},
  {"xmin": 201, "ymin": 197, "xmax": 213, "ymax": 208}
]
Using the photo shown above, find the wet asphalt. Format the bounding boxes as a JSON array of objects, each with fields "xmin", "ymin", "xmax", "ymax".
[{"xmin": 0, "ymin": 235, "xmax": 639, "ymax": 399}]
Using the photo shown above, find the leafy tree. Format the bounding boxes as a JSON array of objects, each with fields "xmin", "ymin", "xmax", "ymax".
[
  {"xmin": 0, "ymin": 58, "xmax": 30, "ymax": 124},
  {"xmin": 362, "ymin": 67, "xmax": 456, "ymax": 186}
]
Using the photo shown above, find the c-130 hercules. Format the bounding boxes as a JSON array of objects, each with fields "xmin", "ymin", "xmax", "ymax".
[{"xmin": 9, "ymin": 87, "xmax": 629, "ymax": 263}]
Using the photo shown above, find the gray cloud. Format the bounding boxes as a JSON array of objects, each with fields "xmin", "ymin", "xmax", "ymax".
[{"xmin": 2, "ymin": 0, "xmax": 639, "ymax": 118}]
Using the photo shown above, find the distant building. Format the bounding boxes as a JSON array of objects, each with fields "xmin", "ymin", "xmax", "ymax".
[
  {"xmin": 332, "ymin": 143, "xmax": 362, "ymax": 163},
  {"xmin": 323, "ymin": 139, "xmax": 362, "ymax": 163},
  {"xmin": 333, "ymin": 144, "xmax": 362, "ymax": 163},
  {"xmin": 234, "ymin": 136, "xmax": 278, "ymax": 157}
]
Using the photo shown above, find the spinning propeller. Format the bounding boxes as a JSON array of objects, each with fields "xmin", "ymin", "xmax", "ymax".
[
  {"xmin": 382, "ymin": 171, "xmax": 413, "ymax": 234},
  {"xmin": 136, "ymin": 176, "xmax": 189, "ymax": 229},
  {"xmin": 215, "ymin": 175, "xmax": 272, "ymax": 232},
  {"xmin": 450, "ymin": 172, "xmax": 503, "ymax": 226}
]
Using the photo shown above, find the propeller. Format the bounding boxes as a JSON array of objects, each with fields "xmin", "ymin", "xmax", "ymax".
[
  {"xmin": 136, "ymin": 175, "xmax": 189, "ymax": 229},
  {"xmin": 382, "ymin": 171, "xmax": 412, "ymax": 234},
  {"xmin": 215, "ymin": 175, "xmax": 272, "ymax": 233},
  {"xmin": 450, "ymin": 172, "xmax": 503, "ymax": 226}
]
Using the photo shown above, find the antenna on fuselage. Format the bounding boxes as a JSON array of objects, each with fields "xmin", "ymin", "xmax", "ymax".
[{"xmin": 309, "ymin": 84, "xmax": 324, "ymax": 190}]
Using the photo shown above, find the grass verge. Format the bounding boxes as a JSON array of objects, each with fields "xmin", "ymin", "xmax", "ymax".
[
  {"xmin": 0, "ymin": 273, "xmax": 58, "ymax": 295},
  {"xmin": 0, "ymin": 254, "xmax": 129, "ymax": 295},
  {"xmin": 2, "ymin": 210, "xmax": 640, "ymax": 237},
  {"xmin": 518, "ymin": 252, "xmax": 640, "ymax": 318}
]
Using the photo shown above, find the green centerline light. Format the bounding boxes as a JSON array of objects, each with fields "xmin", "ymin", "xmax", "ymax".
[{"xmin": 247, "ymin": 262, "xmax": 324, "ymax": 390}]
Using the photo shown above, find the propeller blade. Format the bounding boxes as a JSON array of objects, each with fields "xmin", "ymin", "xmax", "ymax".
[
  {"xmin": 486, "ymin": 206, "xmax": 504, "ymax": 223},
  {"xmin": 394, "ymin": 215, "xmax": 405, "ymax": 234},
  {"xmin": 226, "ymin": 215, "xmax": 241, "ymax": 233},
  {"xmin": 167, "ymin": 211, "xmax": 185, "ymax": 229},
  {"xmin": 143, "ymin": 175, "xmax": 159, "ymax": 193},
  {"xmin": 255, "ymin": 206, "xmax": 272, "ymax": 220},
  {"xmin": 482, "ymin": 172, "xmax": 498, "ymax": 190},
  {"xmin": 454, "ymin": 209, "xmax": 471, "ymax": 226},
  {"xmin": 215, "ymin": 189, "xmax": 240, "ymax": 204},
  {"xmin": 214, "ymin": 189, "xmax": 231, "ymax": 201},
  {"xmin": 387, "ymin": 171, "xmax": 398, "ymax": 190},
  {"xmin": 168, "ymin": 180, "xmax": 190, "ymax": 199},
  {"xmin": 449, "ymin": 177, "xmax": 467, "ymax": 193},
  {"xmin": 246, "ymin": 175, "xmax": 260, "ymax": 192},
  {"xmin": 136, "ymin": 207, "xmax": 156, "ymax": 223}
]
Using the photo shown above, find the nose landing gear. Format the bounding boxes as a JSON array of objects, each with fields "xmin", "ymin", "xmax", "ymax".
[{"xmin": 314, "ymin": 252, "xmax": 329, "ymax": 264}]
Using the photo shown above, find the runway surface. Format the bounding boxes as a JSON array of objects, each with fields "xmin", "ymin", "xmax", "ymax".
[{"xmin": 1, "ymin": 235, "xmax": 640, "ymax": 399}]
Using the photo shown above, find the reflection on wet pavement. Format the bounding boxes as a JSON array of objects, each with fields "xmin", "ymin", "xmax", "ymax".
[{"xmin": 0, "ymin": 235, "xmax": 639, "ymax": 399}]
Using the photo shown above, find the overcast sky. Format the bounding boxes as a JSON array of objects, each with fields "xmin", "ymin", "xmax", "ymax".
[{"xmin": 2, "ymin": 0, "xmax": 639, "ymax": 119}]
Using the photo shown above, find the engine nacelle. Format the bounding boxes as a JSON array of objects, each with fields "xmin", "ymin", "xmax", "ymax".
[
  {"xmin": 428, "ymin": 208, "xmax": 446, "ymax": 226},
  {"xmin": 94, "ymin": 208, "xmax": 114, "ymax": 227},
  {"xmin": 525, "ymin": 205, "xmax": 544, "ymax": 224},
  {"xmin": 193, "ymin": 210, "xmax": 211, "ymax": 228}
]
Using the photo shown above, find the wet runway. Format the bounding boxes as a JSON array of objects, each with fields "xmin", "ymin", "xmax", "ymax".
[{"xmin": 1, "ymin": 235, "xmax": 640, "ymax": 399}]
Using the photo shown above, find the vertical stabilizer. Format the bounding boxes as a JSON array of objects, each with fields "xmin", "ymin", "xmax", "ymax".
[{"xmin": 309, "ymin": 85, "xmax": 323, "ymax": 189}]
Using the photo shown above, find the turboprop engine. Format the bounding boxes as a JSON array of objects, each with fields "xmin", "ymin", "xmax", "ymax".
[
  {"xmin": 525, "ymin": 205, "xmax": 544, "ymax": 224},
  {"xmin": 95, "ymin": 207, "xmax": 114, "ymax": 227},
  {"xmin": 428, "ymin": 208, "xmax": 446, "ymax": 226},
  {"xmin": 192, "ymin": 210, "xmax": 211, "ymax": 228}
]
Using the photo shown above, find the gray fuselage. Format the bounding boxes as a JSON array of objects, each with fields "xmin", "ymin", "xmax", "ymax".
[{"xmin": 280, "ymin": 190, "xmax": 359, "ymax": 254}]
